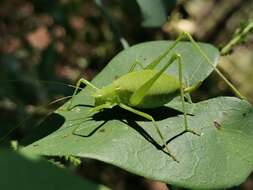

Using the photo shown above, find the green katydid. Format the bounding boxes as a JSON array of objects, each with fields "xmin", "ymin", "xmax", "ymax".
[{"xmin": 66, "ymin": 32, "xmax": 244, "ymax": 162}]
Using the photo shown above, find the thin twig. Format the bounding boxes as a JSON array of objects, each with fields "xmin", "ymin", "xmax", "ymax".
[{"xmin": 220, "ymin": 20, "xmax": 253, "ymax": 55}]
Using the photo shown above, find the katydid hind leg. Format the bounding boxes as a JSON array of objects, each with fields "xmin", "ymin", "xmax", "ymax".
[
  {"xmin": 146, "ymin": 31, "xmax": 243, "ymax": 99},
  {"xmin": 140, "ymin": 53, "xmax": 199, "ymax": 136},
  {"xmin": 184, "ymin": 31, "xmax": 244, "ymax": 99},
  {"xmin": 145, "ymin": 34, "xmax": 186, "ymax": 70},
  {"xmin": 130, "ymin": 53, "xmax": 199, "ymax": 137},
  {"xmin": 128, "ymin": 59, "xmax": 145, "ymax": 72},
  {"xmin": 118, "ymin": 103, "xmax": 179, "ymax": 162},
  {"xmin": 67, "ymin": 78, "xmax": 99, "ymax": 110},
  {"xmin": 130, "ymin": 54, "xmax": 180, "ymax": 106}
]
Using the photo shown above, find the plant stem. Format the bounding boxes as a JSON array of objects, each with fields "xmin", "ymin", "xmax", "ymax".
[{"xmin": 220, "ymin": 20, "xmax": 253, "ymax": 55}]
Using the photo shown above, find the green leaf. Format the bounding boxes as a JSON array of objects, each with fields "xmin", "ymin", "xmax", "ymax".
[
  {"xmin": 0, "ymin": 149, "xmax": 110, "ymax": 190},
  {"xmin": 22, "ymin": 41, "xmax": 253, "ymax": 190},
  {"xmin": 23, "ymin": 97, "xmax": 253, "ymax": 189},
  {"xmin": 136, "ymin": 0, "xmax": 176, "ymax": 27}
]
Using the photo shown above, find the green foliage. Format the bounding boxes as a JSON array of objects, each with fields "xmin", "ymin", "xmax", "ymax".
[
  {"xmin": 21, "ymin": 41, "xmax": 253, "ymax": 189},
  {"xmin": 0, "ymin": 149, "xmax": 110, "ymax": 190},
  {"xmin": 94, "ymin": 0, "xmax": 177, "ymax": 47},
  {"xmin": 221, "ymin": 20, "xmax": 253, "ymax": 55}
]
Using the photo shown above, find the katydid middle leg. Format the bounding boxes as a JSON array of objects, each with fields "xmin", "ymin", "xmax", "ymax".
[
  {"xmin": 175, "ymin": 54, "xmax": 199, "ymax": 135},
  {"xmin": 118, "ymin": 103, "xmax": 178, "ymax": 162},
  {"xmin": 128, "ymin": 55, "xmax": 199, "ymax": 161},
  {"xmin": 130, "ymin": 54, "xmax": 199, "ymax": 134}
]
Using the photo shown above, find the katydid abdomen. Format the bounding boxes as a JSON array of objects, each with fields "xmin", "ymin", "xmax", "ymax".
[{"xmin": 95, "ymin": 70, "xmax": 181, "ymax": 108}]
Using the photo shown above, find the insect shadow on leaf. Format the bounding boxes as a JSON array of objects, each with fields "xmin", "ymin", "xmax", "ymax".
[
  {"xmin": 70, "ymin": 104, "xmax": 193, "ymax": 159},
  {"xmin": 20, "ymin": 113, "xmax": 65, "ymax": 146}
]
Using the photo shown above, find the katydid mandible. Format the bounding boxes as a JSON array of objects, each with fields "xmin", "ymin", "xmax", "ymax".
[{"xmin": 68, "ymin": 32, "xmax": 244, "ymax": 162}]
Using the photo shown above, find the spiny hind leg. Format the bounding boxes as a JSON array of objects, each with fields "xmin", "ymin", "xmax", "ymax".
[
  {"xmin": 118, "ymin": 103, "xmax": 179, "ymax": 162},
  {"xmin": 146, "ymin": 31, "xmax": 243, "ymax": 99},
  {"xmin": 128, "ymin": 59, "xmax": 145, "ymax": 72},
  {"xmin": 181, "ymin": 32, "xmax": 243, "ymax": 99},
  {"xmin": 67, "ymin": 78, "xmax": 99, "ymax": 110},
  {"xmin": 130, "ymin": 53, "xmax": 199, "ymax": 137}
]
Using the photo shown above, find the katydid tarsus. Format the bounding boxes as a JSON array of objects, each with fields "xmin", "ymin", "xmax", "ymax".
[{"xmin": 67, "ymin": 32, "xmax": 244, "ymax": 162}]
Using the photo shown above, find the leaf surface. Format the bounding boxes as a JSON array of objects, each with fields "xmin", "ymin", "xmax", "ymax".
[{"xmin": 22, "ymin": 41, "xmax": 253, "ymax": 189}]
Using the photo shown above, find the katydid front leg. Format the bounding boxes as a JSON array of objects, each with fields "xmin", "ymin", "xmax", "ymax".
[
  {"xmin": 68, "ymin": 78, "xmax": 99, "ymax": 110},
  {"xmin": 130, "ymin": 54, "xmax": 199, "ymax": 134}
]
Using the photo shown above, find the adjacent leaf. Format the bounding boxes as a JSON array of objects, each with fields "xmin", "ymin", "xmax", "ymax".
[
  {"xmin": 94, "ymin": 0, "xmax": 130, "ymax": 49},
  {"xmin": 0, "ymin": 149, "xmax": 110, "ymax": 190},
  {"xmin": 136, "ymin": 0, "xmax": 176, "ymax": 27}
]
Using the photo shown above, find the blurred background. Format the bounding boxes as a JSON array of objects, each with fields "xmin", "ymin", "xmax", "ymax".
[{"xmin": 0, "ymin": 0, "xmax": 252, "ymax": 189}]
